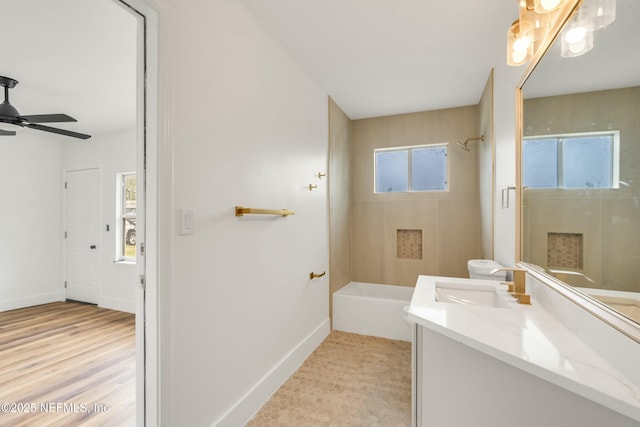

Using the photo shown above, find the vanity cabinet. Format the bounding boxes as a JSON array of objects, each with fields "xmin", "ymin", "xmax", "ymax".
[
  {"xmin": 412, "ymin": 324, "xmax": 638, "ymax": 427},
  {"xmin": 409, "ymin": 275, "xmax": 640, "ymax": 427}
]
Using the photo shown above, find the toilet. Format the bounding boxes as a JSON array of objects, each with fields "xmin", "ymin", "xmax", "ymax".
[{"xmin": 467, "ymin": 259, "xmax": 507, "ymax": 281}]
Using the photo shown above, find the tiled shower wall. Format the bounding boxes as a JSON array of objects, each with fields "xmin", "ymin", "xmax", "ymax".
[
  {"xmin": 523, "ymin": 87, "xmax": 640, "ymax": 292},
  {"xmin": 351, "ymin": 105, "xmax": 481, "ymax": 286},
  {"xmin": 328, "ymin": 98, "xmax": 353, "ymax": 315}
]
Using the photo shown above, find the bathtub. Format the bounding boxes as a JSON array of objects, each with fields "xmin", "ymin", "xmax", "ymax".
[
  {"xmin": 577, "ymin": 287, "xmax": 640, "ymax": 323},
  {"xmin": 332, "ymin": 282, "xmax": 415, "ymax": 341}
]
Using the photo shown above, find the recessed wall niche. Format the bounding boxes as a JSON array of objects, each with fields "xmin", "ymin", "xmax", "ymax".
[
  {"xmin": 547, "ymin": 232, "xmax": 583, "ymax": 269},
  {"xmin": 397, "ymin": 229, "xmax": 423, "ymax": 260}
]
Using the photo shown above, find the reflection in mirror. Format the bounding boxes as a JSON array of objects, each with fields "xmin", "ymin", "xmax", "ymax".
[{"xmin": 521, "ymin": 0, "xmax": 640, "ymax": 324}]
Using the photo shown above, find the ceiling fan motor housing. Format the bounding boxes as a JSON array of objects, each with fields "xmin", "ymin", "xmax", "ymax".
[
  {"xmin": 0, "ymin": 76, "xmax": 21, "ymax": 121},
  {"xmin": 0, "ymin": 75, "xmax": 91, "ymax": 139},
  {"xmin": 0, "ymin": 101, "xmax": 21, "ymax": 121}
]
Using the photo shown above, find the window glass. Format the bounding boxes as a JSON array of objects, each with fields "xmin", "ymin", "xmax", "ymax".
[
  {"xmin": 523, "ymin": 138, "xmax": 558, "ymax": 188},
  {"xmin": 523, "ymin": 132, "xmax": 618, "ymax": 189},
  {"xmin": 563, "ymin": 136, "xmax": 612, "ymax": 188},
  {"xmin": 120, "ymin": 173, "xmax": 136, "ymax": 260},
  {"xmin": 375, "ymin": 150, "xmax": 408, "ymax": 193},
  {"xmin": 412, "ymin": 146, "xmax": 447, "ymax": 191},
  {"xmin": 375, "ymin": 145, "xmax": 448, "ymax": 193}
]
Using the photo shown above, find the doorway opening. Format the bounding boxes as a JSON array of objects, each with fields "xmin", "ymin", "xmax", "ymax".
[{"xmin": 0, "ymin": 0, "xmax": 158, "ymax": 425}]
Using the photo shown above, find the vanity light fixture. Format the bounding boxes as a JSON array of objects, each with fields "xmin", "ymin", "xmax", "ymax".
[
  {"xmin": 507, "ymin": 20, "xmax": 534, "ymax": 66},
  {"xmin": 507, "ymin": 0, "xmax": 616, "ymax": 65},
  {"xmin": 520, "ymin": 0, "xmax": 554, "ymax": 43},
  {"xmin": 534, "ymin": 0, "xmax": 564, "ymax": 13},
  {"xmin": 583, "ymin": 0, "xmax": 616, "ymax": 30},
  {"xmin": 561, "ymin": 18, "xmax": 594, "ymax": 57},
  {"xmin": 559, "ymin": 0, "xmax": 615, "ymax": 58}
]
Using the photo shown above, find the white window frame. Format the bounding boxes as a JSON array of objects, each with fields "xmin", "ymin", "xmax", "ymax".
[
  {"xmin": 117, "ymin": 171, "xmax": 137, "ymax": 262},
  {"xmin": 523, "ymin": 130, "xmax": 620, "ymax": 189},
  {"xmin": 373, "ymin": 143, "xmax": 449, "ymax": 193}
]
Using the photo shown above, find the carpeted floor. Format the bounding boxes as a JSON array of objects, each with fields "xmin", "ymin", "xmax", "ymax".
[{"xmin": 246, "ymin": 330, "xmax": 412, "ymax": 427}]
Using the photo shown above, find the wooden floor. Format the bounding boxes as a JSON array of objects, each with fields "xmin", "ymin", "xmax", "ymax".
[{"xmin": 0, "ymin": 301, "xmax": 135, "ymax": 427}]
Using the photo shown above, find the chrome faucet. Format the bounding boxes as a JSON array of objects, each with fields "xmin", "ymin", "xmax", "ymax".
[{"xmin": 490, "ymin": 267, "xmax": 531, "ymax": 305}]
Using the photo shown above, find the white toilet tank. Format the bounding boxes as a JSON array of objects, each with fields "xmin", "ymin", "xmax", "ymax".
[{"xmin": 467, "ymin": 259, "xmax": 506, "ymax": 281}]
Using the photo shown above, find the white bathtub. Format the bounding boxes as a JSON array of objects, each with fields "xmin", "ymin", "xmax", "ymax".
[
  {"xmin": 332, "ymin": 282, "xmax": 415, "ymax": 341},
  {"xmin": 577, "ymin": 287, "xmax": 640, "ymax": 323}
]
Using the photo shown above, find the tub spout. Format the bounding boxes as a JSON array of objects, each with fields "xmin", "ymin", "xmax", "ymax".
[
  {"xmin": 310, "ymin": 271, "xmax": 326, "ymax": 280},
  {"xmin": 548, "ymin": 269, "xmax": 595, "ymax": 283}
]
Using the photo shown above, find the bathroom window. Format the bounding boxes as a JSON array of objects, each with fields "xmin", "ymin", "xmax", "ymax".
[
  {"xmin": 117, "ymin": 172, "xmax": 137, "ymax": 262},
  {"xmin": 374, "ymin": 144, "xmax": 447, "ymax": 193},
  {"xmin": 523, "ymin": 131, "xmax": 620, "ymax": 189}
]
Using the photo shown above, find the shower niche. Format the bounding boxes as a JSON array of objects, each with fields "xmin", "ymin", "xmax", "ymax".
[
  {"xmin": 547, "ymin": 232, "xmax": 583, "ymax": 270},
  {"xmin": 396, "ymin": 229, "xmax": 423, "ymax": 260}
]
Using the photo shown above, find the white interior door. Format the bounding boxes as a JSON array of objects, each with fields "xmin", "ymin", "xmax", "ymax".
[{"xmin": 66, "ymin": 168, "xmax": 100, "ymax": 304}]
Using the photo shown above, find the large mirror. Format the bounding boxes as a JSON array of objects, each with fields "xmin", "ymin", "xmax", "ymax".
[{"xmin": 520, "ymin": 0, "xmax": 640, "ymax": 325}]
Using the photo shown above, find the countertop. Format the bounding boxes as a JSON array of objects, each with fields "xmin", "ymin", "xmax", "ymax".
[{"xmin": 408, "ymin": 275, "xmax": 640, "ymax": 423}]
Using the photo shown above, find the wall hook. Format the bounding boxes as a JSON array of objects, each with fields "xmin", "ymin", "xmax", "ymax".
[
  {"xmin": 308, "ymin": 184, "xmax": 317, "ymax": 191},
  {"xmin": 317, "ymin": 172, "xmax": 326, "ymax": 179}
]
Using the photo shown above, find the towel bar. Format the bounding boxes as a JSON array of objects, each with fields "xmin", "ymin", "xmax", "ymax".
[{"xmin": 235, "ymin": 206, "xmax": 295, "ymax": 217}]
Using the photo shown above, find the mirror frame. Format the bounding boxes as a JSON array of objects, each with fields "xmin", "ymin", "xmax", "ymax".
[{"xmin": 515, "ymin": 0, "xmax": 640, "ymax": 344}]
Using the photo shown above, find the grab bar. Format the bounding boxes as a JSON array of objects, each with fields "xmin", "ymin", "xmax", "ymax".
[
  {"xmin": 501, "ymin": 186, "xmax": 516, "ymax": 209},
  {"xmin": 235, "ymin": 206, "xmax": 295, "ymax": 217}
]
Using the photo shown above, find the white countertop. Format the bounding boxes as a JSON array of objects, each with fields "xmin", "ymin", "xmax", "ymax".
[{"xmin": 408, "ymin": 275, "xmax": 640, "ymax": 423}]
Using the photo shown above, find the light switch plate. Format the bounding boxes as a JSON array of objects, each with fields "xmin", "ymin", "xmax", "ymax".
[{"xmin": 180, "ymin": 208, "xmax": 195, "ymax": 235}]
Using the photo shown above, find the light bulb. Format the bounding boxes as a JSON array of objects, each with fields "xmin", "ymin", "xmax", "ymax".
[
  {"xmin": 512, "ymin": 49, "xmax": 528, "ymax": 64},
  {"xmin": 534, "ymin": 0, "xmax": 563, "ymax": 13},
  {"xmin": 540, "ymin": 0, "xmax": 562, "ymax": 10},
  {"xmin": 513, "ymin": 36, "xmax": 531, "ymax": 52},
  {"xmin": 568, "ymin": 39, "xmax": 586, "ymax": 54},
  {"xmin": 561, "ymin": 25, "xmax": 593, "ymax": 57},
  {"xmin": 565, "ymin": 26, "xmax": 587, "ymax": 44},
  {"xmin": 507, "ymin": 19, "xmax": 533, "ymax": 66}
]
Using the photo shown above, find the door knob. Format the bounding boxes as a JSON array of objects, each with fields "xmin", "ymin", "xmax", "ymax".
[{"xmin": 90, "ymin": 245, "xmax": 97, "ymax": 249}]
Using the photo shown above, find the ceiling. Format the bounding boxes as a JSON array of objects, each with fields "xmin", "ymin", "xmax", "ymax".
[
  {"xmin": 239, "ymin": 0, "xmax": 519, "ymax": 119},
  {"xmin": 523, "ymin": 0, "xmax": 640, "ymax": 98},
  {"xmin": 2, "ymin": 0, "xmax": 522, "ymax": 139},
  {"xmin": 3, "ymin": 0, "xmax": 520, "ymax": 140},
  {"xmin": 4, "ymin": 0, "xmax": 636, "ymax": 141},
  {"xmin": 0, "ymin": 0, "xmax": 137, "ymax": 140}
]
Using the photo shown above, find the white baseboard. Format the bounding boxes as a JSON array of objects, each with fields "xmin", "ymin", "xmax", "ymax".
[
  {"xmin": 99, "ymin": 296, "xmax": 135, "ymax": 313},
  {"xmin": 0, "ymin": 291, "xmax": 65, "ymax": 313},
  {"xmin": 212, "ymin": 317, "xmax": 331, "ymax": 427}
]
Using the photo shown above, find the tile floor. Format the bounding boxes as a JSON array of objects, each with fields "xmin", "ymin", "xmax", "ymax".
[{"xmin": 246, "ymin": 330, "xmax": 412, "ymax": 427}]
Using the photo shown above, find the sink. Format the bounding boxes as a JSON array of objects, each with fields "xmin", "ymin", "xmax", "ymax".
[{"xmin": 435, "ymin": 280, "xmax": 513, "ymax": 308}]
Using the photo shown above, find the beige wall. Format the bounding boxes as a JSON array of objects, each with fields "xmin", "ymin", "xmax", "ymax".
[
  {"xmin": 351, "ymin": 106, "xmax": 481, "ymax": 286},
  {"xmin": 478, "ymin": 70, "xmax": 494, "ymax": 260},
  {"xmin": 328, "ymin": 98, "xmax": 353, "ymax": 317},
  {"xmin": 523, "ymin": 86, "xmax": 640, "ymax": 292}
]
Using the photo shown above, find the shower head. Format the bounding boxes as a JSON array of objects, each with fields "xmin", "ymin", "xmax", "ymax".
[
  {"xmin": 457, "ymin": 135, "xmax": 485, "ymax": 151},
  {"xmin": 456, "ymin": 141, "xmax": 471, "ymax": 151}
]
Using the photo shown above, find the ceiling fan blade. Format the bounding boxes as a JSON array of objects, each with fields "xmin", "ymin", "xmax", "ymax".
[
  {"xmin": 0, "ymin": 129, "xmax": 16, "ymax": 136},
  {"xmin": 26, "ymin": 123, "xmax": 91, "ymax": 140},
  {"xmin": 20, "ymin": 114, "xmax": 77, "ymax": 123}
]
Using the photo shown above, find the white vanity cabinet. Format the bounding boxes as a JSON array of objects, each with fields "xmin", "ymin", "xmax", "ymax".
[{"xmin": 409, "ymin": 275, "xmax": 640, "ymax": 427}]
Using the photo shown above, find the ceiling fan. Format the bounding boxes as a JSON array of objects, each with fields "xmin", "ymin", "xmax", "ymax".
[{"xmin": 0, "ymin": 76, "xmax": 91, "ymax": 140}]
